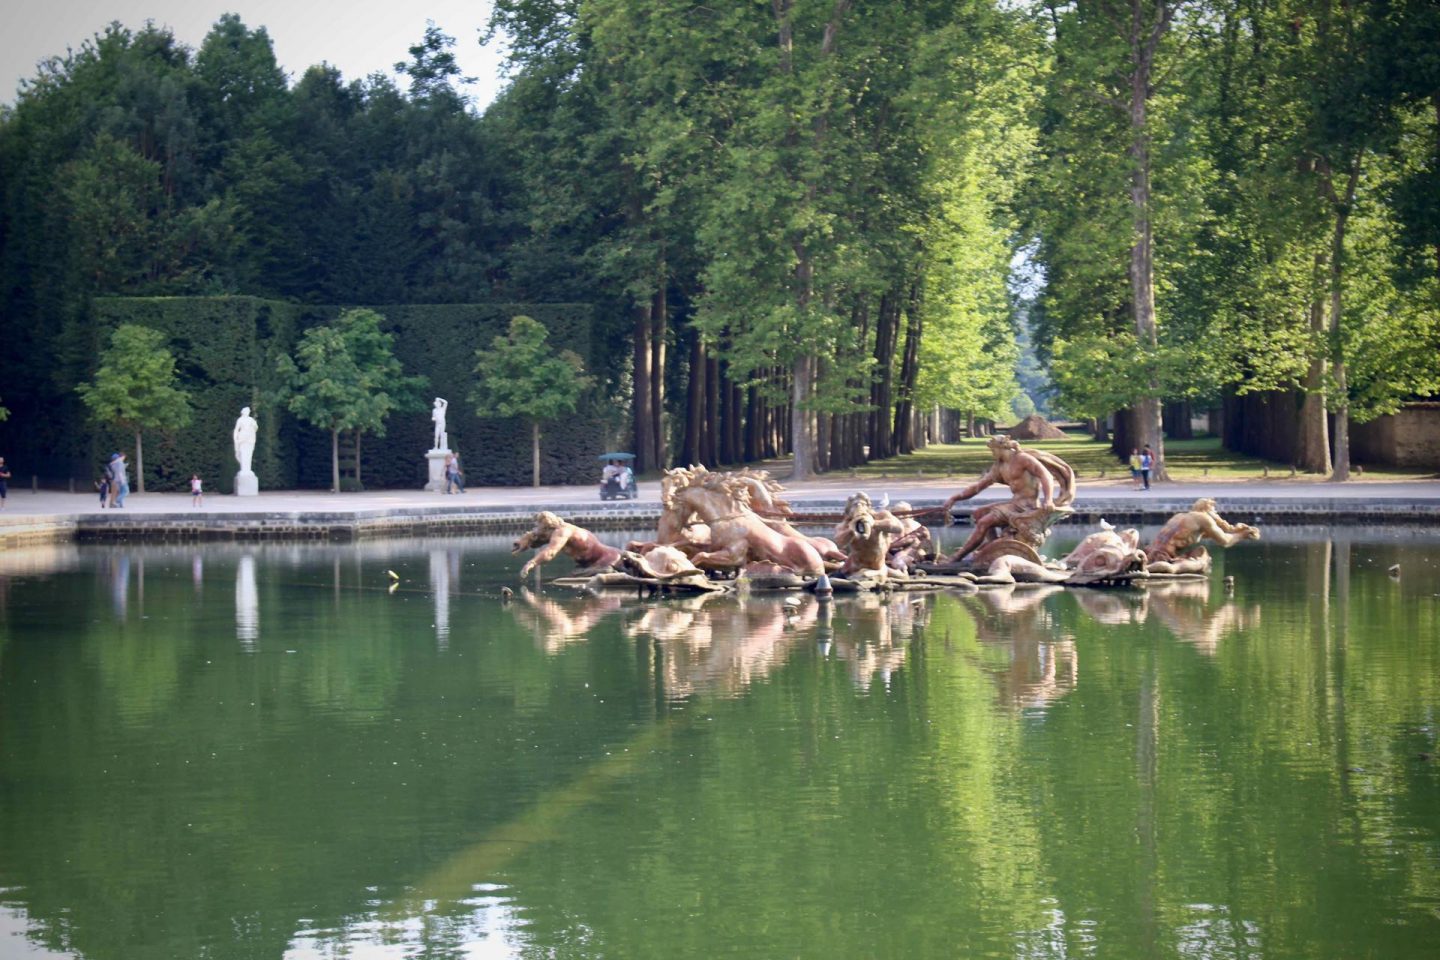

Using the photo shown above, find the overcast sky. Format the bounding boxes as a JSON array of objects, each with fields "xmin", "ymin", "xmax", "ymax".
[{"xmin": 2, "ymin": 1, "xmax": 511, "ymax": 108}]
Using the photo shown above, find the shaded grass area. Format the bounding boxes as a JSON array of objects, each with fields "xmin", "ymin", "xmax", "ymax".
[{"xmin": 849, "ymin": 433, "xmax": 1437, "ymax": 482}]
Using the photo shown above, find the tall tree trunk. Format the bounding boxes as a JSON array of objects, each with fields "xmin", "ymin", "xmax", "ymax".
[
  {"xmin": 532, "ymin": 420, "xmax": 541, "ymax": 487},
  {"xmin": 134, "ymin": 430, "xmax": 144, "ymax": 494},
  {"xmin": 791, "ymin": 352, "xmax": 815, "ymax": 478},
  {"xmin": 633, "ymin": 300, "xmax": 655, "ymax": 472},
  {"xmin": 893, "ymin": 290, "xmax": 922, "ymax": 453},
  {"xmin": 754, "ymin": 397, "xmax": 763, "ymax": 459},
  {"xmin": 1297, "ymin": 254, "xmax": 1332, "ymax": 473},
  {"xmin": 330, "ymin": 427, "xmax": 339, "ymax": 493},
  {"xmin": 651, "ymin": 283, "xmax": 668, "ymax": 469},
  {"xmin": 684, "ymin": 334, "xmax": 706, "ymax": 465},
  {"xmin": 1126, "ymin": 0, "xmax": 1174, "ymax": 480},
  {"xmin": 1328, "ymin": 161, "xmax": 1362, "ymax": 482},
  {"xmin": 354, "ymin": 430, "xmax": 362, "ymax": 489},
  {"xmin": 870, "ymin": 291, "xmax": 898, "ymax": 458},
  {"xmin": 705, "ymin": 351, "xmax": 721, "ymax": 465}
]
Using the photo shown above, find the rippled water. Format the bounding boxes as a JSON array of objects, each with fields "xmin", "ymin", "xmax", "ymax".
[{"xmin": 0, "ymin": 528, "xmax": 1437, "ymax": 959}]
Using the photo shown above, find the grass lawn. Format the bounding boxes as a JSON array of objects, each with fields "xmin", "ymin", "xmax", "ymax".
[{"xmin": 846, "ymin": 432, "xmax": 1437, "ymax": 482}]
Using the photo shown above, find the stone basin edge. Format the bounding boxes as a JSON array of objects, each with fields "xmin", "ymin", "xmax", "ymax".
[{"xmin": 2, "ymin": 495, "xmax": 1439, "ymax": 548}]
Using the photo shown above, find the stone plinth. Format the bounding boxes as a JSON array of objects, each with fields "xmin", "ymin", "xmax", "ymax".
[
  {"xmin": 234, "ymin": 471, "xmax": 259, "ymax": 497},
  {"xmin": 425, "ymin": 449, "xmax": 452, "ymax": 493}
]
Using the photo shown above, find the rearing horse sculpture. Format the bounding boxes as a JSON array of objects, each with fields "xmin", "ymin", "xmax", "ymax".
[{"xmin": 664, "ymin": 466, "xmax": 826, "ymax": 576}]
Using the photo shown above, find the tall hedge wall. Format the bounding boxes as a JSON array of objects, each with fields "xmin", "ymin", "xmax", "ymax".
[
  {"xmin": 1, "ymin": 297, "xmax": 606, "ymax": 492},
  {"xmin": 296, "ymin": 303, "xmax": 606, "ymax": 489},
  {"xmin": 80, "ymin": 297, "xmax": 317, "ymax": 494}
]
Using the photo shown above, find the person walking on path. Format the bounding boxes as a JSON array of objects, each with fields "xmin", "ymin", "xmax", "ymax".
[
  {"xmin": 190, "ymin": 473, "xmax": 204, "ymax": 507},
  {"xmin": 443, "ymin": 453, "xmax": 458, "ymax": 494},
  {"xmin": 0, "ymin": 457, "xmax": 10, "ymax": 510},
  {"xmin": 108, "ymin": 452, "xmax": 130, "ymax": 507},
  {"xmin": 1129, "ymin": 449, "xmax": 1142, "ymax": 490},
  {"xmin": 1140, "ymin": 446, "xmax": 1155, "ymax": 491},
  {"xmin": 96, "ymin": 471, "xmax": 110, "ymax": 508},
  {"xmin": 448, "ymin": 453, "xmax": 465, "ymax": 494}
]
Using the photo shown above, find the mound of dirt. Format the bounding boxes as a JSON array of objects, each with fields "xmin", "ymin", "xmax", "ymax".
[{"xmin": 1005, "ymin": 414, "xmax": 1068, "ymax": 440}]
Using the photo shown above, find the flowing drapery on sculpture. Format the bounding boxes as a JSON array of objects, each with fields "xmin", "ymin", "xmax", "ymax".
[
  {"xmin": 233, "ymin": 407, "xmax": 257, "ymax": 474},
  {"xmin": 942, "ymin": 435, "xmax": 1076, "ymax": 564},
  {"xmin": 233, "ymin": 406, "xmax": 259, "ymax": 496}
]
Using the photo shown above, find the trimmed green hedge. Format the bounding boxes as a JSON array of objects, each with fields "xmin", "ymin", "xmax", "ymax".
[
  {"xmin": 350, "ymin": 303, "xmax": 603, "ymax": 488},
  {"xmin": 63, "ymin": 297, "xmax": 605, "ymax": 492}
]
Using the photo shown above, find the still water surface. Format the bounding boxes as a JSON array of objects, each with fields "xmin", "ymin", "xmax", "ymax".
[{"xmin": 0, "ymin": 529, "xmax": 1437, "ymax": 959}]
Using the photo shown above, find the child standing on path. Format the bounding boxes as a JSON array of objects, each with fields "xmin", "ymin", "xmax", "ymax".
[
  {"xmin": 96, "ymin": 472, "xmax": 110, "ymax": 508},
  {"xmin": 1129, "ymin": 449, "xmax": 1142, "ymax": 490},
  {"xmin": 190, "ymin": 474, "xmax": 203, "ymax": 507},
  {"xmin": 1140, "ymin": 446, "xmax": 1154, "ymax": 490}
]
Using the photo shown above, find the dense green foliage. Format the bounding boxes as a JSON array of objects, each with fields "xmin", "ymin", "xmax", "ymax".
[
  {"xmin": 1027, "ymin": 0, "xmax": 1440, "ymax": 473},
  {"xmin": 1, "ymin": 4, "xmax": 1436, "ymax": 486},
  {"xmin": 471, "ymin": 315, "xmax": 593, "ymax": 486},
  {"xmin": 75, "ymin": 324, "xmax": 193, "ymax": 493},
  {"xmin": 86, "ymin": 297, "xmax": 311, "ymax": 493},
  {"xmin": 277, "ymin": 308, "xmax": 428, "ymax": 491}
]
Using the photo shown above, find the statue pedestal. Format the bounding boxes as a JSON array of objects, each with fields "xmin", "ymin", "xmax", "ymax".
[
  {"xmin": 234, "ymin": 470, "xmax": 259, "ymax": 497},
  {"xmin": 425, "ymin": 449, "xmax": 452, "ymax": 493}
]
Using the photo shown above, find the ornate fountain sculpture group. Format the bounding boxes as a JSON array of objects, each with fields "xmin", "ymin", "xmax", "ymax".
[{"xmin": 512, "ymin": 434, "xmax": 1260, "ymax": 592}]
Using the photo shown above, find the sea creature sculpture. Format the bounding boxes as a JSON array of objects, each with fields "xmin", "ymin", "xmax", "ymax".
[
  {"xmin": 512, "ymin": 511, "xmax": 623, "ymax": 578},
  {"xmin": 1144, "ymin": 499, "xmax": 1260, "ymax": 574},
  {"xmin": 663, "ymin": 465, "xmax": 827, "ymax": 576},
  {"xmin": 835, "ymin": 492, "xmax": 906, "ymax": 580},
  {"xmin": 1061, "ymin": 520, "xmax": 1148, "ymax": 583}
]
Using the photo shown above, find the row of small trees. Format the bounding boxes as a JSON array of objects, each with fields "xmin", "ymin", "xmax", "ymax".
[{"xmin": 75, "ymin": 313, "xmax": 588, "ymax": 492}]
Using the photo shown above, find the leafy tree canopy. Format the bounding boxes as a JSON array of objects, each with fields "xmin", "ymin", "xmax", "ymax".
[
  {"xmin": 76, "ymin": 324, "xmax": 192, "ymax": 432},
  {"xmin": 471, "ymin": 315, "xmax": 591, "ymax": 423}
]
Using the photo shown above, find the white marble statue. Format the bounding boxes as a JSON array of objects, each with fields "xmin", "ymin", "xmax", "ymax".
[
  {"xmin": 431, "ymin": 397, "xmax": 449, "ymax": 451},
  {"xmin": 233, "ymin": 406, "xmax": 258, "ymax": 474}
]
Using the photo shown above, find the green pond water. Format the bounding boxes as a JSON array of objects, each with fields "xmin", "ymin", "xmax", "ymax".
[{"xmin": 1, "ymin": 528, "xmax": 1438, "ymax": 960}]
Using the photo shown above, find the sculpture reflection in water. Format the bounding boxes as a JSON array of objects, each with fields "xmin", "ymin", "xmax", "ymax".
[
  {"xmin": 958, "ymin": 585, "xmax": 1080, "ymax": 710},
  {"xmin": 509, "ymin": 589, "xmax": 628, "ymax": 653},
  {"xmin": 236, "ymin": 554, "xmax": 258, "ymax": 648},
  {"xmin": 430, "ymin": 547, "xmax": 460, "ymax": 648},
  {"xmin": 502, "ymin": 577, "xmax": 1262, "ymax": 709},
  {"xmin": 821, "ymin": 592, "xmax": 926, "ymax": 691},
  {"xmin": 628, "ymin": 594, "xmax": 810, "ymax": 699},
  {"xmin": 1141, "ymin": 579, "xmax": 1261, "ymax": 656}
]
